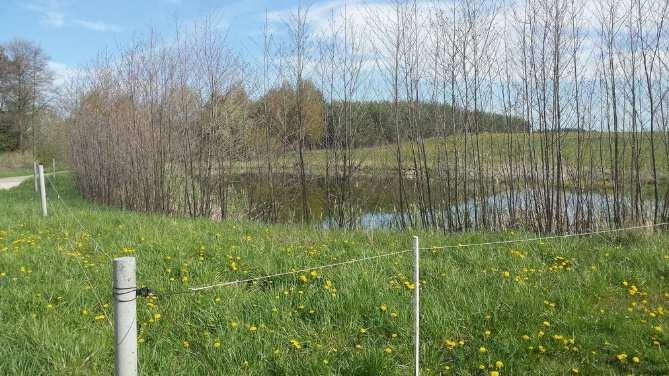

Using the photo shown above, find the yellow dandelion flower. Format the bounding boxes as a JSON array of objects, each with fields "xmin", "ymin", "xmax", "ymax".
[
  {"xmin": 632, "ymin": 356, "xmax": 640, "ymax": 364},
  {"xmin": 495, "ymin": 360, "xmax": 504, "ymax": 369},
  {"xmin": 153, "ymin": 313, "xmax": 161, "ymax": 321},
  {"xmin": 521, "ymin": 334, "xmax": 530, "ymax": 341},
  {"xmin": 502, "ymin": 271, "xmax": 510, "ymax": 278},
  {"xmin": 384, "ymin": 346, "xmax": 393, "ymax": 353},
  {"xmin": 379, "ymin": 304, "xmax": 388, "ymax": 312},
  {"xmin": 479, "ymin": 346, "xmax": 488, "ymax": 353},
  {"xmin": 616, "ymin": 353, "xmax": 627, "ymax": 362},
  {"xmin": 490, "ymin": 371, "xmax": 499, "ymax": 376},
  {"xmin": 290, "ymin": 339, "xmax": 302, "ymax": 349},
  {"xmin": 542, "ymin": 321, "xmax": 550, "ymax": 327},
  {"xmin": 298, "ymin": 275, "xmax": 308, "ymax": 283},
  {"xmin": 571, "ymin": 368, "xmax": 579, "ymax": 374},
  {"xmin": 249, "ymin": 325, "xmax": 258, "ymax": 332},
  {"xmin": 485, "ymin": 330, "xmax": 491, "ymax": 336},
  {"xmin": 182, "ymin": 340, "xmax": 190, "ymax": 349},
  {"xmin": 213, "ymin": 341, "xmax": 221, "ymax": 348},
  {"xmin": 94, "ymin": 314, "xmax": 105, "ymax": 321}
]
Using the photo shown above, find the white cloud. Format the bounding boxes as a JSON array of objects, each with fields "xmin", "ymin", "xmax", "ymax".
[
  {"xmin": 48, "ymin": 61, "xmax": 78, "ymax": 87},
  {"xmin": 27, "ymin": 3, "xmax": 66, "ymax": 28},
  {"xmin": 74, "ymin": 20, "xmax": 122, "ymax": 32}
]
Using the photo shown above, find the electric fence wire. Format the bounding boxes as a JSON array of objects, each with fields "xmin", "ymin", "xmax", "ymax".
[
  {"xmin": 43, "ymin": 174, "xmax": 114, "ymax": 328},
  {"xmin": 152, "ymin": 221, "xmax": 669, "ymax": 298}
]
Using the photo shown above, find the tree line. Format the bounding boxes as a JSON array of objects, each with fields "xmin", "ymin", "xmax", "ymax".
[
  {"xmin": 0, "ymin": 39, "xmax": 54, "ymax": 155},
  {"xmin": 67, "ymin": 0, "xmax": 669, "ymax": 233}
]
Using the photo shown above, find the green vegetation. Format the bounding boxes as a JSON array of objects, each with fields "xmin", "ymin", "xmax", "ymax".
[{"xmin": 0, "ymin": 176, "xmax": 667, "ymax": 375}]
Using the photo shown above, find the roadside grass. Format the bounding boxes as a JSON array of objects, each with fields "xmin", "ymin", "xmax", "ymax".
[{"xmin": 0, "ymin": 175, "xmax": 667, "ymax": 375}]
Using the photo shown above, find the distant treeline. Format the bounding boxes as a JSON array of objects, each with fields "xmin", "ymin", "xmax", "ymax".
[{"xmin": 319, "ymin": 101, "xmax": 528, "ymax": 148}]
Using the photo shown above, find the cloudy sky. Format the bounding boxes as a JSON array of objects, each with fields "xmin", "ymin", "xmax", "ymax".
[{"xmin": 0, "ymin": 0, "xmax": 318, "ymax": 84}]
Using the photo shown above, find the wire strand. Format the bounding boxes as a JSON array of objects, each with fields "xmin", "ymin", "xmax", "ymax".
[
  {"xmin": 43, "ymin": 174, "xmax": 114, "ymax": 328},
  {"xmin": 163, "ymin": 221, "xmax": 668, "ymax": 297},
  {"xmin": 420, "ymin": 222, "xmax": 669, "ymax": 250},
  {"xmin": 45, "ymin": 174, "xmax": 113, "ymax": 261}
]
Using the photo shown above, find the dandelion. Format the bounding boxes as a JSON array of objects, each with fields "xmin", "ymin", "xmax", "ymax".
[
  {"xmin": 490, "ymin": 371, "xmax": 499, "ymax": 376},
  {"xmin": 384, "ymin": 346, "xmax": 393, "ymax": 353},
  {"xmin": 521, "ymin": 334, "xmax": 530, "ymax": 341},
  {"xmin": 153, "ymin": 313, "xmax": 161, "ymax": 321},
  {"xmin": 290, "ymin": 339, "xmax": 302, "ymax": 349},
  {"xmin": 485, "ymin": 330, "xmax": 491, "ymax": 336},
  {"xmin": 616, "ymin": 353, "xmax": 627, "ymax": 362},
  {"xmin": 495, "ymin": 360, "xmax": 504, "ymax": 369},
  {"xmin": 379, "ymin": 304, "xmax": 388, "ymax": 312},
  {"xmin": 479, "ymin": 346, "xmax": 488, "ymax": 353},
  {"xmin": 213, "ymin": 341, "xmax": 221, "ymax": 348},
  {"xmin": 359, "ymin": 328, "xmax": 368, "ymax": 335},
  {"xmin": 310, "ymin": 271, "xmax": 318, "ymax": 278},
  {"xmin": 542, "ymin": 321, "xmax": 550, "ymax": 327},
  {"xmin": 182, "ymin": 340, "xmax": 190, "ymax": 349},
  {"xmin": 81, "ymin": 309, "xmax": 88, "ymax": 316},
  {"xmin": 571, "ymin": 368, "xmax": 579, "ymax": 374},
  {"xmin": 46, "ymin": 304, "xmax": 53, "ymax": 309},
  {"xmin": 249, "ymin": 325, "xmax": 258, "ymax": 332},
  {"xmin": 632, "ymin": 356, "xmax": 640, "ymax": 364},
  {"xmin": 502, "ymin": 271, "xmax": 510, "ymax": 278},
  {"xmin": 298, "ymin": 275, "xmax": 308, "ymax": 284},
  {"xmin": 95, "ymin": 314, "xmax": 106, "ymax": 321}
]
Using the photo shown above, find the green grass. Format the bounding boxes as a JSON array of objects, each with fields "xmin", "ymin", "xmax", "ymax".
[
  {"xmin": 0, "ymin": 176, "xmax": 667, "ymax": 375},
  {"xmin": 236, "ymin": 131, "xmax": 669, "ymax": 184}
]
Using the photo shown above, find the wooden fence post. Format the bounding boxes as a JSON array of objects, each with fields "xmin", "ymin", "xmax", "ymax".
[
  {"xmin": 413, "ymin": 236, "xmax": 420, "ymax": 376},
  {"xmin": 113, "ymin": 257, "xmax": 138, "ymax": 376},
  {"xmin": 33, "ymin": 161, "xmax": 38, "ymax": 192},
  {"xmin": 38, "ymin": 165, "xmax": 47, "ymax": 217}
]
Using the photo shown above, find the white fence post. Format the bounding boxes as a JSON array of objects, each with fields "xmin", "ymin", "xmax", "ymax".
[
  {"xmin": 33, "ymin": 161, "xmax": 38, "ymax": 192},
  {"xmin": 413, "ymin": 236, "xmax": 420, "ymax": 376},
  {"xmin": 113, "ymin": 257, "xmax": 138, "ymax": 376},
  {"xmin": 38, "ymin": 165, "xmax": 47, "ymax": 217}
]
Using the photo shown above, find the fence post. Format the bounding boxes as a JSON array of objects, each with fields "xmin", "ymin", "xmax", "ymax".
[
  {"xmin": 33, "ymin": 161, "xmax": 38, "ymax": 192},
  {"xmin": 113, "ymin": 257, "xmax": 138, "ymax": 376},
  {"xmin": 38, "ymin": 165, "xmax": 47, "ymax": 217},
  {"xmin": 413, "ymin": 236, "xmax": 420, "ymax": 376}
]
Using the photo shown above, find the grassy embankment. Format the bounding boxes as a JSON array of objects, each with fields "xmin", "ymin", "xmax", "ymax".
[
  {"xmin": 236, "ymin": 132, "xmax": 669, "ymax": 185},
  {"xmin": 0, "ymin": 175, "xmax": 667, "ymax": 375}
]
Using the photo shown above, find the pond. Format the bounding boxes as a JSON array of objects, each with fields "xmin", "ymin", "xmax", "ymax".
[{"xmin": 223, "ymin": 173, "xmax": 659, "ymax": 230}]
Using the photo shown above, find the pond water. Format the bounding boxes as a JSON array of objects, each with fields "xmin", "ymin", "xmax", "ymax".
[{"xmin": 225, "ymin": 173, "xmax": 658, "ymax": 230}]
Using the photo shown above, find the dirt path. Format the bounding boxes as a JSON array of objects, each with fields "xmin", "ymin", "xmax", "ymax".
[{"xmin": 0, "ymin": 175, "xmax": 32, "ymax": 190}]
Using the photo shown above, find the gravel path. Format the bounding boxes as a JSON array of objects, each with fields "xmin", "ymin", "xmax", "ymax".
[{"xmin": 0, "ymin": 175, "xmax": 32, "ymax": 190}]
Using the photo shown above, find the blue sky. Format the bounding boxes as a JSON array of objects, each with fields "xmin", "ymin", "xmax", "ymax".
[{"xmin": 0, "ymin": 0, "xmax": 307, "ymax": 83}]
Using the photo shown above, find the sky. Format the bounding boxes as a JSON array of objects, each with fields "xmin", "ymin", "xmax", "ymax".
[{"xmin": 0, "ymin": 0, "xmax": 309, "ymax": 85}]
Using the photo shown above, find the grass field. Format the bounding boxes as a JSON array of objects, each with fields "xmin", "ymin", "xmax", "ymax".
[
  {"xmin": 0, "ymin": 175, "xmax": 667, "ymax": 375},
  {"xmin": 236, "ymin": 132, "xmax": 669, "ymax": 185}
]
